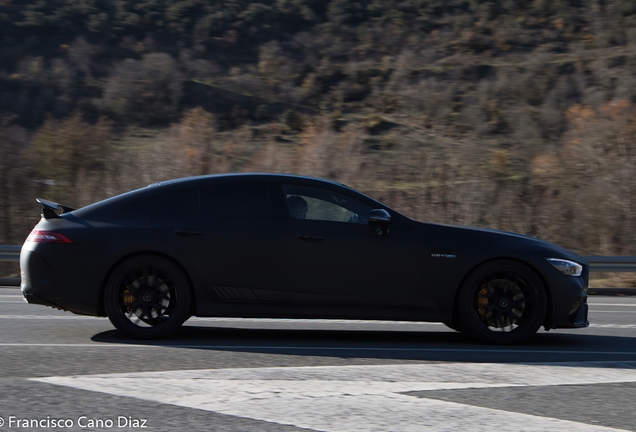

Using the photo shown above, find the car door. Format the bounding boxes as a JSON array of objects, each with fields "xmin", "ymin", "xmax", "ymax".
[
  {"xmin": 152, "ymin": 183, "xmax": 288, "ymax": 303},
  {"xmin": 280, "ymin": 183, "xmax": 423, "ymax": 307}
]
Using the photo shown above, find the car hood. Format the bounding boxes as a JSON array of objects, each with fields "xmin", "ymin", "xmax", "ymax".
[
  {"xmin": 416, "ymin": 222, "xmax": 588, "ymax": 266},
  {"xmin": 452, "ymin": 225, "xmax": 546, "ymax": 242}
]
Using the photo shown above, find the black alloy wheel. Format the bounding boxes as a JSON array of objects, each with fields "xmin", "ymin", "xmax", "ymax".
[
  {"xmin": 104, "ymin": 255, "xmax": 192, "ymax": 339},
  {"xmin": 458, "ymin": 259, "xmax": 547, "ymax": 344}
]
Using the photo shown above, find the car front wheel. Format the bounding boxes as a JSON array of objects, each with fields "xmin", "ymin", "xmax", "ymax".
[
  {"xmin": 458, "ymin": 259, "xmax": 547, "ymax": 344},
  {"xmin": 104, "ymin": 255, "xmax": 192, "ymax": 339}
]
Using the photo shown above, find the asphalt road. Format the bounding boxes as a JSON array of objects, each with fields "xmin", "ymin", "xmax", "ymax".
[{"xmin": 0, "ymin": 286, "xmax": 635, "ymax": 431}]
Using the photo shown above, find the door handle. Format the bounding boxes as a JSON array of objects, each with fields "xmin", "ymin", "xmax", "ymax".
[
  {"xmin": 298, "ymin": 233, "xmax": 326, "ymax": 241},
  {"xmin": 175, "ymin": 228, "xmax": 204, "ymax": 236}
]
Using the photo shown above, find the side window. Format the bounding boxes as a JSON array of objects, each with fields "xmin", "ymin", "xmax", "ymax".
[
  {"xmin": 200, "ymin": 183, "xmax": 272, "ymax": 218},
  {"xmin": 282, "ymin": 185, "xmax": 372, "ymax": 224},
  {"xmin": 154, "ymin": 188, "xmax": 199, "ymax": 217}
]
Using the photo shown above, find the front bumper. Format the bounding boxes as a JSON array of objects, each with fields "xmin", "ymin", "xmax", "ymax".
[
  {"xmin": 569, "ymin": 299, "xmax": 589, "ymax": 328},
  {"xmin": 545, "ymin": 260, "xmax": 590, "ymax": 329},
  {"xmin": 549, "ymin": 281, "xmax": 590, "ymax": 329}
]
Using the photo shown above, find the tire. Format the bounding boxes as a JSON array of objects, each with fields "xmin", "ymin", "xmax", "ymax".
[
  {"xmin": 104, "ymin": 255, "xmax": 192, "ymax": 339},
  {"xmin": 458, "ymin": 259, "xmax": 547, "ymax": 345}
]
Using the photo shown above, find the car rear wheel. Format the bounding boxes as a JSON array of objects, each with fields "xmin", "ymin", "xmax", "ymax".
[
  {"xmin": 458, "ymin": 259, "xmax": 547, "ymax": 344},
  {"xmin": 104, "ymin": 255, "xmax": 192, "ymax": 339}
]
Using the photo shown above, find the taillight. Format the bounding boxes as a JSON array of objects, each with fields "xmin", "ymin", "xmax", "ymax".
[{"xmin": 26, "ymin": 230, "xmax": 73, "ymax": 243}]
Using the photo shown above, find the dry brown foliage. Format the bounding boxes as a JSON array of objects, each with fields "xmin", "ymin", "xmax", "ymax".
[{"xmin": 3, "ymin": 102, "xmax": 636, "ymax": 269}]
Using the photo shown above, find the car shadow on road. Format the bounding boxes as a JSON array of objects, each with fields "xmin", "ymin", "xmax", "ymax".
[{"xmin": 91, "ymin": 325, "xmax": 636, "ymax": 364}]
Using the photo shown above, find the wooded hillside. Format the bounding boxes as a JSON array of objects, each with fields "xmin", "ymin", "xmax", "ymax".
[{"xmin": 1, "ymin": 1, "xmax": 636, "ymax": 264}]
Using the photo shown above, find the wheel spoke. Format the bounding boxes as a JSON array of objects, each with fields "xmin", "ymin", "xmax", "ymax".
[
  {"xmin": 151, "ymin": 302, "xmax": 163, "ymax": 317},
  {"xmin": 130, "ymin": 279, "xmax": 141, "ymax": 292},
  {"xmin": 129, "ymin": 314, "xmax": 141, "ymax": 327},
  {"xmin": 156, "ymin": 281, "xmax": 169, "ymax": 295},
  {"xmin": 510, "ymin": 298, "xmax": 525, "ymax": 308}
]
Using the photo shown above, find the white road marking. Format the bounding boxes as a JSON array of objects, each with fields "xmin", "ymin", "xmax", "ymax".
[
  {"xmin": 189, "ymin": 317, "xmax": 446, "ymax": 325},
  {"xmin": 0, "ymin": 343, "xmax": 157, "ymax": 348},
  {"xmin": 33, "ymin": 362, "xmax": 636, "ymax": 431},
  {"xmin": 590, "ymin": 303, "xmax": 636, "ymax": 307},
  {"xmin": 590, "ymin": 324, "xmax": 636, "ymax": 328},
  {"xmin": 591, "ymin": 310, "xmax": 636, "ymax": 313},
  {"xmin": 1, "ymin": 343, "xmax": 635, "ymax": 356},
  {"xmin": 0, "ymin": 315, "xmax": 445, "ymax": 325},
  {"xmin": 0, "ymin": 315, "xmax": 103, "ymax": 319}
]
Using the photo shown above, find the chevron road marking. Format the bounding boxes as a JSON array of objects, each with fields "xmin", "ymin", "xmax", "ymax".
[{"xmin": 33, "ymin": 362, "xmax": 636, "ymax": 431}]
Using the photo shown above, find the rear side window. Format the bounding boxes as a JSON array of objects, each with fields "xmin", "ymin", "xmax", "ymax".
[
  {"xmin": 154, "ymin": 188, "xmax": 199, "ymax": 217},
  {"xmin": 200, "ymin": 183, "xmax": 272, "ymax": 218}
]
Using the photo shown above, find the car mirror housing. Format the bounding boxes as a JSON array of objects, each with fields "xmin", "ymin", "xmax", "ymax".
[
  {"xmin": 369, "ymin": 209, "xmax": 391, "ymax": 225},
  {"xmin": 368, "ymin": 209, "xmax": 391, "ymax": 235}
]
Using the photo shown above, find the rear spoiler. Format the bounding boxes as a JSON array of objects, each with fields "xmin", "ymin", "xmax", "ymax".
[{"xmin": 36, "ymin": 198, "xmax": 76, "ymax": 219}]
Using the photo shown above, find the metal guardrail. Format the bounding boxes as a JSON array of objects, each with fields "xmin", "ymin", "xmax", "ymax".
[
  {"xmin": 0, "ymin": 245, "xmax": 21, "ymax": 287},
  {"xmin": 0, "ymin": 245, "xmax": 21, "ymax": 262},
  {"xmin": 2, "ymin": 245, "xmax": 635, "ymax": 270},
  {"xmin": 582, "ymin": 256, "xmax": 636, "ymax": 272}
]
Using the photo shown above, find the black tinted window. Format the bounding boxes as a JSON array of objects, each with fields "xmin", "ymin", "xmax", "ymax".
[
  {"xmin": 200, "ymin": 183, "xmax": 271, "ymax": 217},
  {"xmin": 155, "ymin": 188, "xmax": 199, "ymax": 216},
  {"xmin": 282, "ymin": 184, "xmax": 372, "ymax": 224}
]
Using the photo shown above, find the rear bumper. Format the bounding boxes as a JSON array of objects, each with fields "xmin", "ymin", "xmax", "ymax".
[
  {"xmin": 22, "ymin": 291, "xmax": 67, "ymax": 311},
  {"xmin": 20, "ymin": 247, "xmax": 66, "ymax": 308},
  {"xmin": 20, "ymin": 244, "xmax": 100, "ymax": 316}
]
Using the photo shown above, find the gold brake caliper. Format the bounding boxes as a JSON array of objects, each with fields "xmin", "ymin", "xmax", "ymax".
[
  {"xmin": 123, "ymin": 288, "xmax": 136, "ymax": 311},
  {"xmin": 477, "ymin": 284, "xmax": 489, "ymax": 318}
]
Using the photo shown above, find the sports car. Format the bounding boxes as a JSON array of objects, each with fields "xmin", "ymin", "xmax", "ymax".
[{"xmin": 20, "ymin": 173, "xmax": 589, "ymax": 344}]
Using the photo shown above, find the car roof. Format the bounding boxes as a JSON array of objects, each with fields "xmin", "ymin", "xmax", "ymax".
[
  {"xmin": 153, "ymin": 173, "xmax": 349, "ymax": 188},
  {"xmin": 72, "ymin": 173, "xmax": 362, "ymax": 216},
  {"xmin": 70, "ymin": 172, "xmax": 414, "ymax": 226}
]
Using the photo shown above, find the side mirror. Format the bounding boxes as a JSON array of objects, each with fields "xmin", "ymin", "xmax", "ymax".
[{"xmin": 368, "ymin": 209, "xmax": 391, "ymax": 235}]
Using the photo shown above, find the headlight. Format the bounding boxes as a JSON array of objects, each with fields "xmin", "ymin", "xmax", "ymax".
[{"xmin": 546, "ymin": 258, "xmax": 583, "ymax": 277}]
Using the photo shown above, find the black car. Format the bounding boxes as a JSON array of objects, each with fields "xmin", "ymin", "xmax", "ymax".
[{"xmin": 20, "ymin": 173, "xmax": 589, "ymax": 344}]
